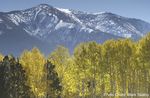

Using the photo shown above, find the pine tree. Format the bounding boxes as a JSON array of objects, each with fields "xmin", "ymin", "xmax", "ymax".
[
  {"xmin": 0, "ymin": 56, "xmax": 31, "ymax": 98},
  {"xmin": 45, "ymin": 61, "xmax": 62, "ymax": 98}
]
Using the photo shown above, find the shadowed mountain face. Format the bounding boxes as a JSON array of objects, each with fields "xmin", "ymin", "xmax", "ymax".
[{"xmin": 0, "ymin": 4, "xmax": 150, "ymax": 56}]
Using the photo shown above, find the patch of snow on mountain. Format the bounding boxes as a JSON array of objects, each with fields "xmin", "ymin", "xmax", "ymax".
[
  {"xmin": 56, "ymin": 8, "xmax": 71, "ymax": 14},
  {"xmin": 93, "ymin": 12, "xmax": 108, "ymax": 15},
  {"xmin": 80, "ymin": 26, "xmax": 94, "ymax": 33},
  {"xmin": 0, "ymin": 18, "xmax": 3, "ymax": 22},
  {"xmin": 123, "ymin": 34, "xmax": 132, "ymax": 38},
  {"xmin": 34, "ymin": 8, "xmax": 42, "ymax": 20},
  {"xmin": 34, "ymin": 28, "xmax": 41, "ymax": 35},
  {"xmin": 8, "ymin": 14, "xmax": 20, "ymax": 25},
  {"xmin": 23, "ymin": 28, "xmax": 33, "ymax": 36},
  {"xmin": 123, "ymin": 23, "xmax": 143, "ymax": 36},
  {"xmin": 52, "ymin": 15, "xmax": 59, "ymax": 24},
  {"xmin": 70, "ymin": 14, "xmax": 83, "ymax": 25},
  {"xmin": 39, "ymin": 15, "xmax": 46, "ymax": 23},
  {"xmin": 57, "ymin": 7, "xmax": 83, "ymax": 25},
  {"xmin": 55, "ymin": 20, "xmax": 75, "ymax": 30}
]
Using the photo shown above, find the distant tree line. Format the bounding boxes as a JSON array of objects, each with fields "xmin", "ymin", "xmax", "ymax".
[{"xmin": 0, "ymin": 33, "xmax": 150, "ymax": 98}]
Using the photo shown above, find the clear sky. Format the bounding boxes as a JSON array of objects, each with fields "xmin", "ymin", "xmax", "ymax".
[{"xmin": 0, "ymin": 0, "xmax": 150, "ymax": 23}]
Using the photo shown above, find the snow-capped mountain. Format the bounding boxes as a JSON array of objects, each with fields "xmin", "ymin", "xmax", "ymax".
[
  {"xmin": 0, "ymin": 4, "xmax": 150, "ymax": 55},
  {"xmin": 72, "ymin": 10, "xmax": 150, "ymax": 39}
]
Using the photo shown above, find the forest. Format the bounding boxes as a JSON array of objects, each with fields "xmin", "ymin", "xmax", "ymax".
[{"xmin": 0, "ymin": 33, "xmax": 150, "ymax": 98}]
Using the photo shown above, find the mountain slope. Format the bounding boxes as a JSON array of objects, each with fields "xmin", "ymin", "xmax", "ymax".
[
  {"xmin": 72, "ymin": 11, "xmax": 150, "ymax": 39},
  {"xmin": 0, "ymin": 16, "xmax": 52, "ymax": 56}
]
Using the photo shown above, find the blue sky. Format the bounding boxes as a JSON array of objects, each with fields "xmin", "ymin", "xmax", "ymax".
[{"xmin": 0, "ymin": 0, "xmax": 150, "ymax": 23}]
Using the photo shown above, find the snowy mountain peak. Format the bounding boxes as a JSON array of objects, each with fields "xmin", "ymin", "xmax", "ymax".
[
  {"xmin": 56, "ymin": 8, "xmax": 72, "ymax": 14},
  {"xmin": 35, "ymin": 4, "xmax": 54, "ymax": 10},
  {"xmin": 37, "ymin": 4, "xmax": 52, "ymax": 7}
]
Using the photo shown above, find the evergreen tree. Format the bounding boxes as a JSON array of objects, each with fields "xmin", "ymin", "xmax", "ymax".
[
  {"xmin": 0, "ymin": 56, "xmax": 31, "ymax": 98},
  {"xmin": 45, "ymin": 61, "xmax": 62, "ymax": 98}
]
